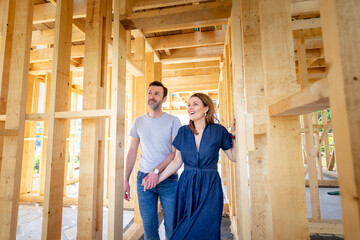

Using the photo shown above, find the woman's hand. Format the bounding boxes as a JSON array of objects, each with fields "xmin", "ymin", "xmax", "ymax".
[
  {"xmin": 231, "ymin": 117, "xmax": 236, "ymax": 134},
  {"xmin": 141, "ymin": 172, "xmax": 159, "ymax": 191}
]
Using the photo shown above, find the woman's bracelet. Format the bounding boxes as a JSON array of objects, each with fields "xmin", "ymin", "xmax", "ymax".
[{"xmin": 230, "ymin": 133, "xmax": 236, "ymax": 140}]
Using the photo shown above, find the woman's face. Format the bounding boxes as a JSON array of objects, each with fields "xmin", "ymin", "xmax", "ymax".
[{"xmin": 187, "ymin": 96, "xmax": 209, "ymax": 122}]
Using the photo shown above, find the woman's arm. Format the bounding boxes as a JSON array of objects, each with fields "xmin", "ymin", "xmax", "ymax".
[
  {"xmin": 224, "ymin": 118, "xmax": 237, "ymax": 162},
  {"xmin": 158, "ymin": 149, "xmax": 183, "ymax": 184},
  {"xmin": 224, "ymin": 140, "xmax": 236, "ymax": 162},
  {"xmin": 142, "ymin": 150, "xmax": 183, "ymax": 191}
]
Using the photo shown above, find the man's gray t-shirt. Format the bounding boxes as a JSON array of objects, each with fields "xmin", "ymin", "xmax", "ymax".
[{"xmin": 130, "ymin": 113, "xmax": 182, "ymax": 173}]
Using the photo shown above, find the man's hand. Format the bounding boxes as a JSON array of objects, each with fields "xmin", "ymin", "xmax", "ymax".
[
  {"xmin": 142, "ymin": 172, "xmax": 159, "ymax": 191},
  {"xmin": 124, "ymin": 180, "xmax": 131, "ymax": 201}
]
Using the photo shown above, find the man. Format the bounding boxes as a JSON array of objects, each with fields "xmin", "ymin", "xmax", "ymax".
[{"xmin": 124, "ymin": 81, "xmax": 182, "ymax": 240}]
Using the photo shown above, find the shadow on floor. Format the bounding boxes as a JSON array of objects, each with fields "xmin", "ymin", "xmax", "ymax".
[
  {"xmin": 139, "ymin": 216, "xmax": 233, "ymax": 240},
  {"xmin": 310, "ymin": 234, "xmax": 344, "ymax": 240}
]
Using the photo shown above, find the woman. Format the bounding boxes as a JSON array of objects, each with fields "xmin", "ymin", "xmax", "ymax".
[{"xmin": 144, "ymin": 93, "xmax": 236, "ymax": 240}]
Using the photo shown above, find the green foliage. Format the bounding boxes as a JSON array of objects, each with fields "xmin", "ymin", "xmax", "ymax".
[{"xmin": 34, "ymin": 155, "xmax": 40, "ymax": 174}]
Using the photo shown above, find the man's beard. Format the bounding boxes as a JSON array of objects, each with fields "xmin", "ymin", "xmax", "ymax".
[{"xmin": 147, "ymin": 99, "xmax": 161, "ymax": 110}]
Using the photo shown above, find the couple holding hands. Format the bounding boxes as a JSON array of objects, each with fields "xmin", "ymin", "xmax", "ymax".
[{"xmin": 124, "ymin": 81, "xmax": 236, "ymax": 240}]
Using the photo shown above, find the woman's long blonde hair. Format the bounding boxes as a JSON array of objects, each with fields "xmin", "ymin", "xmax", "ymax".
[{"xmin": 189, "ymin": 93, "xmax": 219, "ymax": 135}]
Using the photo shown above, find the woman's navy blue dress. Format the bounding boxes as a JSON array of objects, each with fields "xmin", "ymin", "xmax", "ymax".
[{"xmin": 171, "ymin": 124, "xmax": 233, "ymax": 240}]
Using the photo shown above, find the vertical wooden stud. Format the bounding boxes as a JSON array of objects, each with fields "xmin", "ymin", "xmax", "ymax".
[
  {"xmin": 108, "ymin": 0, "xmax": 128, "ymax": 237},
  {"xmin": 240, "ymin": 0, "xmax": 273, "ymax": 238},
  {"xmin": 320, "ymin": 0, "xmax": 360, "ymax": 238},
  {"xmin": 154, "ymin": 62, "xmax": 162, "ymax": 82},
  {"xmin": 321, "ymin": 110, "xmax": 330, "ymax": 169},
  {"xmin": 0, "ymin": 0, "xmax": 34, "ymax": 239},
  {"xmin": 259, "ymin": 0, "xmax": 309, "ymax": 238},
  {"xmin": 21, "ymin": 75, "xmax": 35, "ymax": 194},
  {"xmin": 27, "ymin": 78, "xmax": 40, "ymax": 192},
  {"xmin": 0, "ymin": 0, "xmax": 15, "ymax": 174},
  {"xmin": 230, "ymin": 1, "xmax": 251, "ymax": 239},
  {"xmin": 69, "ymin": 92, "xmax": 78, "ymax": 180},
  {"xmin": 41, "ymin": 0, "xmax": 73, "ymax": 238},
  {"xmin": 39, "ymin": 72, "xmax": 51, "ymax": 196},
  {"xmin": 297, "ymin": 37, "xmax": 321, "ymax": 222},
  {"xmin": 133, "ymin": 36, "xmax": 146, "ymax": 224},
  {"xmin": 77, "ymin": 0, "xmax": 111, "ymax": 238}
]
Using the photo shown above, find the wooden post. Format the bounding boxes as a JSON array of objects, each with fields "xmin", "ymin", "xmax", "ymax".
[
  {"xmin": 297, "ymin": 37, "xmax": 321, "ymax": 222},
  {"xmin": 154, "ymin": 62, "xmax": 162, "ymax": 82},
  {"xmin": 0, "ymin": 0, "xmax": 15, "ymax": 173},
  {"xmin": 41, "ymin": 0, "xmax": 73, "ymax": 238},
  {"xmin": 39, "ymin": 72, "xmax": 51, "ymax": 195},
  {"xmin": 27, "ymin": 78, "xmax": 40, "ymax": 192},
  {"xmin": 133, "ymin": 36, "xmax": 146, "ymax": 224},
  {"xmin": 240, "ymin": 0, "xmax": 273, "ymax": 238},
  {"xmin": 69, "ymin": 92, "xmax": 78, "ymax": 180},
  {"xmin": 21, "ymin": 75, "xmax": 36, "ymax": 194},
  {"xmin": 230, "ymin": 1, "xmax": 251, "ymax": 239},
  {"xmin": 0, "ymin": 0, "xmax": 34, "ymax": 239},
  {"xmin": 63, "ymin": 72, "xmax": 72, "ymax": 196},
  {"xmin": 312, "ymin": 111, "xmax": 323, "ymax": 180},
  {"xmin": 321, "ymin": 110, "xmax": 330, "ymax": 169},
  {"xmin": 218, "ymin": 76, "xmax": 228, "ymax": 187},
  {"xmin": 107, "ymin": 0, "xmax": 127, "ymax": 237},
  {"xmin": 320, "ymin": 0, "xmax": 360, "ymax": 238},
  {"xmin": 259, "ymin": 0, "xmax": 309, "ymax": 238},
  {"xmin": 145, "ymin": 52, "xmax": 154, "ymax": 113},
  {"xmin": 77, "ymin": 0, "xmax": 111, "ymax": 238},
  {"xmin": 104, "ymin": 66, "xmax": 112, "ymax": 200},
  {"xmin": 146, "ymin": 52, "xmax": 154, "ymax": 85}
]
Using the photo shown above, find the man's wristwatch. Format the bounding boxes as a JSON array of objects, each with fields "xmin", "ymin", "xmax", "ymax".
[{"xmin": 153, "ymin": 168, "xmax": 160, "ymax": 175}]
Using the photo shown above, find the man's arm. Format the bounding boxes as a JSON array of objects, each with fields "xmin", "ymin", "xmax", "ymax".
[
  {"xmin": 124, "ymin": 137, "xmax": 140, "ymax": 201},
  {"xmin": 143, "ymin": 136, "xmax": 177, "ymax": 190}
]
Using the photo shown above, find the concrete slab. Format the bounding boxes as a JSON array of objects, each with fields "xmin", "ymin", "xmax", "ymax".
[{"xmin": 16, "ymin": 204, "xmax": 134, "ymax": 240}]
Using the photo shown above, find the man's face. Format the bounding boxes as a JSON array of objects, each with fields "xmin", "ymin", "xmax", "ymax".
[{"xmin": 147, "ymin": 86, "xmax": 166, "ymax": 110}]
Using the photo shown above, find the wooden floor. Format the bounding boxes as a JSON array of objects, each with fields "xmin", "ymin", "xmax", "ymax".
[{"xmin": 137, "ymin": 216, "xmax": 234, "ymax": 240}]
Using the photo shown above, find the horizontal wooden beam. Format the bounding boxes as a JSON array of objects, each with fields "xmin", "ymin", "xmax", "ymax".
[
  {"xmin": 144, "ymin": 18, "xmax": 228, "ymax": 34},
  {"xmin": 293, "ymin": 27, "xmax": 322, "ymax": 39},
  {"xmin": 20, "ymin": 195, "xmax": 78, "ymax": 205},
  {"xmin": 121, "ymin": 0, "xmax": 231, "ymax": 31},
  {"xmin": 162, "ymin": 60, "xmax": 220, "ymax": 71},
  {"xmin": 132, "ymin": 0, "xmax": 209, "ymax": 11},
  {"xmin": 32, "ymin": 0, "xmax": 319, "ymax": 26},
  {"xmin": 33, "ymin": 0, "xmax": 86, "ymax": 24},
  {"xmin": 25, "ymin": 113, "xmax": 50, "ymax": 121},
  {"xmin": 162, "ymin": 74, "xmax": 219, "ymax": 85},
  {"xmin": 54, "ymin": 109, "xmax": 111, "ymax": 119},
  {"xmin": 0, "ymin": 129, "xmax": 18, "ymax": 136},
  {"xmin": 29, "ymin": 54, "xmax": 143, "ymax": 77},
  {"xmin": 31, "ymin": 28, "xmax": 85, "ymax": 46},
  {"xmin": 30, "ymin": 45, "xmax": 85, "ymax": 63},
  {"xmin": 305, "ymin": 179, "xmax": 338, "ymax": 187},
  {"xmin": 308, "ymin": 219, "xmax": 343, "ymax": 235},
  {"xmin": 144, "ymin": 29, "xmax": 225, "ymax": 51},
  {"xmin": 162, "ymin": 67, "xmax": 219, "ymax": 78},
  {"xmin": 131, "ymin": 29, "xmax": 160, "ymax": 62},
  {"xmin": 290, "ymin": 0, "xmax": 319, "ymax": 16},
  {"xmin": 167, "ymin": 83, "xmax": 219, "ymax": 93},
  {"xmin": 123, "ymin": 223, "xmax": 144, "ymax": 240},
  {"xmin": 160, "ymin": 45, "xmax": 223, "ymax": 63},
  {"xmin": 7, "ymin": 110, "xmax": 113, "ymax": 122},
  {"xmin": 293, "ymin": 37, "xmax": 323, "ymax": 50},
  {"xmin": 126, "ymin": 57, "xmax": 144, "ymax": 77},
  {"xmin": 269, "ymin": 78, "xmax": 329, "ymax": 116},
  {"xmin": 292, "ymin": 18, "xmax": 321, "ymax": 31}
]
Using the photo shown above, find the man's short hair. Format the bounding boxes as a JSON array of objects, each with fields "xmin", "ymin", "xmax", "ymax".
[{"xmin": 148, "ymin": 81, "xmax": 168, "ymax": 98}]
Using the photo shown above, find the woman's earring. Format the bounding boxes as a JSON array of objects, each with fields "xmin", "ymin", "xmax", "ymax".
[{"xmin": 205, "ymin": 112, "xmax": 207, "ymax": 117}]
